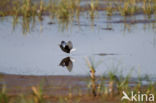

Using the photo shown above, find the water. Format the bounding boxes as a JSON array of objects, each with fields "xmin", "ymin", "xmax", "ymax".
[{"xmin": 0, "ymin": 15, "xmax": 156, "ymax": 78}]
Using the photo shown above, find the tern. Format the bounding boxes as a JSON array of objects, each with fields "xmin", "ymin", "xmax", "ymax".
[{"xmin": 59, "ymin": 41, "xmax": 76, "ymax": 53}]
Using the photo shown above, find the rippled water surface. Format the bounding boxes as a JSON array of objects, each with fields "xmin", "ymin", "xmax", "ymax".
[{"xmin": 0, "ymin": 15, "xmax": 156, "ymax": 77}]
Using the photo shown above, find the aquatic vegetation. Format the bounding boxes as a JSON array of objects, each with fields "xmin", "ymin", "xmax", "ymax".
[
  {"xmin": 142, "ymin": 0, "xmax": 153, "ymax": 18},
  {"xmin": 56, "ymin": 0, "xmax": 72, "ymax": 31},
  {"xmin": 107, "ymin": 71, "xmax": 119, "ymax": 96},
  {"xmin": 12, "ymin": 0, "xmax": 20, "ymax": 30},
  {"xmin": 75, "ymin": 0, "xmax": 81, "ymax": 24},
  {"xmin": 130, "ymin": 0, "xmax": 137, "ymax": 15},
  {"xmin": 0, "ymin": 0, "xmax": 10, "ymax": 17},
  {"xmin": 85, "ymin": 57, "xmax": 97, "ymax": 96},
  {"xmin": 0, "ymin": 86, "xmax": 9, "ymax": 103},
  {"xmin": 118, "ymin": 0, "xmax": 137, "ymax": 16},
  {"xmin": 89, "ymin": 0, "xmax": 96, "ymax": 25},
  {"xmin": 106, "ymin": 3, "xmax": 113, "ymax": 16},
  {"xmin": 47, "ymin": 0, "xmax": 57, "ymax": 19},
  {"xmin": 118, "ymin": 1, "xmax": 130, "ymax": 16},
  {"xmin": 0, "ymin": 0, "xmax": 156, "ymax": 33},
  {"xmin": 32, "ymin": 86, "xmax": 46, "ymax": 103}
]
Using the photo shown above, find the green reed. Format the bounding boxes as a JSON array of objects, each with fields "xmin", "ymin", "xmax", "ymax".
[
  {"xmin": 106, "ymin": 3, "xmax": 113, "ymax": 16},
  {"xmin": 56, "ymin": 0, "xmax": 72, "ymax": 31},
  {"xmin": 0, "ymin": 85, "xmax": 9, "ymax": 103},
  {"xmin": 142, "ymin": 0, "xmax": 153, "ymax": 18},
  {"xmin": 86, "ymin": 57, "xmax": 97, "ymax": 97},
  {"xmin": 0, "ymin": 0, "xmax": 156, "ymax": 33},
  {"xmin": 47, "ymin": 0, "xmax": 57, "ymax": 19},
  {"xmin": 118, "ymin": 0, "xmax": 137, "ymax": 16}
]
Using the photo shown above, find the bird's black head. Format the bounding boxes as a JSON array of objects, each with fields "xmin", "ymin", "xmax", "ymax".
[{"xmin": 61, "ymin": 41, "xmax": 66, "ymax": 47}]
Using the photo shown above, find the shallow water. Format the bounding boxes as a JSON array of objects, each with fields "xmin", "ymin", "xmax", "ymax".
[{"xmin": 0, "ymin": 14, "xmax": 156, "ymax": 78}]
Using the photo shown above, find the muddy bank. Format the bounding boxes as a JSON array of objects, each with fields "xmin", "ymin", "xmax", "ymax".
[
  {"xmin": 0, "ymin": 74, "xmax": 155, "ymax": 103},
  {"xmin": 0, "ymin": 73, "xmax": 140, "ymax": 95},
  {"xmin": 0, "ymin": 74, "xmax": 123, "ymax": 103},
  {"xmin": 0, "ymin": 74, "xmax": 91, "ymax": 96}
]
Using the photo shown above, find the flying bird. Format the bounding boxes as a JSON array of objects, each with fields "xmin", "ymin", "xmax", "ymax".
[{"xmin": 59, "ymin": 41, "xmax": 76, "ymax": 53}]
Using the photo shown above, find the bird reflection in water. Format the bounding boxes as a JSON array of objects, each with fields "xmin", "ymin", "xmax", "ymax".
[{"xmin": 59, "ymin": 57, "xmax": 75, "ymax": 72}]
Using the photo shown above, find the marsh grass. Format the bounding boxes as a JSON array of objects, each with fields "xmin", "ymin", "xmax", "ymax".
[
  {"xmin": 1, "ymin": 0, "xmax": 156, "ymax": 33},
  {"xmin": 85, "ymin": 57, "xmax": 97, "ymax": 97},
  {"xmin": 0, "ymin": 85, "xmax": 9, "ymax": 103},
  {"xmin": 47, "ymin": 0, "xmax": 57, "ymax": 19},
  {"xmin": 106, "ymin": 3, "xmax": 113, "ymax": 16},
  {"xmin": 0, "ymin": 71, "xmax": 156, "ymax": 103},
  {"xmin": 89, "ymin": 0, "xmax": 96, "ymax": 26},
  {"xmin": 142, "ymin": 0, "xmax": 153, "ymax": 19},
  {"xmin": 75, "ymin": 0, "xmax": 81, "ymax": 25},
  {"xmin": 32, "ymin": 86, "xmax": 46, "ymax": 103},
  {"xmin": 118, "ymin": 0, "xmax": 137, "ymax": 16},
  {"xmin": 56, "ymin": 0, "xmax": 72, "ymax": 31}
]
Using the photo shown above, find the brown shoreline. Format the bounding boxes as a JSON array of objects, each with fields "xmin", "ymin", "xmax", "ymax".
[
  {"xmin": 0, "ymin": 74, "xmax": 155, "ymax": 102},
  {"xmin": 0, "ymin": 73, "xmax": 138, "ymax": 95},
  {"xmin": 0, "ymin": 74, "xmax": 91, "ymax": 95},
  {"xmin": 0, "ymin": 74, "xmax": 123, "ymax": 102}
]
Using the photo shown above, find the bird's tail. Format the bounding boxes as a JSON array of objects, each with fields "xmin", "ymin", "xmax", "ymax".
[
  {"xmin": 70, "ymin": 58, "xmax": 75, "ymax": 62},
  {"xmin": 70, "ymin": 48, "xmax": 76, "ymax": 52}
]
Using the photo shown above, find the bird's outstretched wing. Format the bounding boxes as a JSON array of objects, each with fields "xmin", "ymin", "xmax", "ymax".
[
  {"xmin": 67, "ymin": 41, "xmax": 73, "ymax": 49},
  {"xmin": 67, "ymin": 60, "xmax": 73, "ymax": 72}
]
